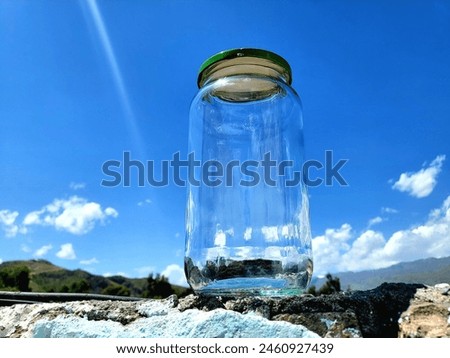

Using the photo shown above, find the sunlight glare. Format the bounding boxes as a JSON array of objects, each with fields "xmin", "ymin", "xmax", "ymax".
[{"xmin": 84, "ymin": 0, "xmax": 145, "ymax": 155}]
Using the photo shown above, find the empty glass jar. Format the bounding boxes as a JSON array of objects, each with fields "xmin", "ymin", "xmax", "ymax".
[{"xmin": 185, "ymin": 48, "xmax": 312, "ymax": 296}]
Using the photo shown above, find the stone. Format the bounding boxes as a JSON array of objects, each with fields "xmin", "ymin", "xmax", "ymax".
[
  {"xmin": 273, "ymin": 311, "xmax": 362, "ymax": 338},
  {"xmin": 434, "ymin": 283, "xmax": 450, "ymax": 296},
  {"xmin": 0, "ymin": 295, "xmax": 317, "ymax": 338},
  {"xmin": 0, "ymin": 282, "xmax": 447, "ymax": 338},
  {"xmin": 183, "ymin": 282, "xmax": 426, "ymax": 337},
  {"xmin": 178, "ymin": 294, "xmax": 225, "ymax": 312},
  {"xmin": 398, "ymin": 284, "xmax": 450, "ymax": 338},
  {"xmin": 0, "ymin": 300, "xmax": 143, "ymax": 338}
]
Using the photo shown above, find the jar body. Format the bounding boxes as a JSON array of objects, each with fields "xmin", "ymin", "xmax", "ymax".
[{"xmin": 185, "ymin": 73, "xmax": 312, "ymax": 296}]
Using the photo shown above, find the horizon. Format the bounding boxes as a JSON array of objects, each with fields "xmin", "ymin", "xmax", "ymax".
[
  {"xmin": 2, "ymin": 254, "xmax": 448, "ymax": 286},
  {"xmin": 1, "ymin": 1, "xmax": 449, "ymax": 286}
]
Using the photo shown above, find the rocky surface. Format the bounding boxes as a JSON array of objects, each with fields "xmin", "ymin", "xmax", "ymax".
[
  {"xmin": 179, "ymin": 282, "xmax": 429, "ymax": 337},
  {"xmin": 0, "ymin": 295, "xmax": 317, "ymax": 338},
  {"xmin": 0, "ymin": 283, "xmax": 448, "ymax": 338},
  {"xmin": 398, "ymin": 283, "xmax": 450, "ymax": 338}
]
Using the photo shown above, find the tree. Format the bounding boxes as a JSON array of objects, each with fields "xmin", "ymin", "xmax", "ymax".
[
  {"xmin": 319, "ymin": 273, "xmax": 341, "ymax": 295},
  {"xmin": 102, "ymin": 284, "xmax": 131, "ymax": 297},
  {"xmin": 307, "ymin": 285, "xmax": 317, "ymax": 295},
  {"xmin": 0, "ymin": 265, "xmax": 30, "ymax": 292},
  {"xmin": 68, "ymin": 279, "xmax": 91, "ymax": 293},
  {"xmin": 307, "ymin": 273, "xmax": 341, "ymax": 296},
  {"xmin": 16, "ymin": 267, "xmax": 30, "ymax": 291},
  {"xmin": 144, "ymin": 273, "xmax": 174, "ymax": 298}
]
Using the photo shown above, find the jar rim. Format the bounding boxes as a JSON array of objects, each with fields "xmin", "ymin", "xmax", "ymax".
[{"xmin": 197, "ymin": 48, "xmax": 292, "ymax": 88}]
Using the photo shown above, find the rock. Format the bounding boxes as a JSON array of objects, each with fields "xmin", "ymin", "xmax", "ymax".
[
  {"xmin": 178, "ymin": 294, "xmax": 225, "ymax": 312},
  {"xmin": 398, "ymin": 284, "xmax": 450, "ymax": 338},
  {"xmin": 0, "ymin": 295, "xmax": 317, "ymax": 338},
  {"xmin": 184, "ymin": 282, "xmax": 425, "ymax": 337},
  {"xmin": 0, "ymin": 300, "xmax": 144, "ymax": 338},
  {"xmin": 273, "ymin": 311, "xmax": 362, "ymax": 338},
  {"xmin": 0, "ymin": 282, "xmax": 447, "ymax": 338},
  {"xmin": 434, "ymin": 283, "xmax": 450, "ymax": 296}
]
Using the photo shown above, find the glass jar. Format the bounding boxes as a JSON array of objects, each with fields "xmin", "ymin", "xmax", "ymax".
[{"xmin": 185, "ymin": 48, "xmax": 312, "ymax": 296}]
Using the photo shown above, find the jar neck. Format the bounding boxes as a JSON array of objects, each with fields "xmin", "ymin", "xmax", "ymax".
[
  {"xmin": 198, "ymin": 56, "xmax": 291, "ymax": 88},
  {"xmin": 199, "ymin": 58, "xmax": 292, "ymax": 102}
]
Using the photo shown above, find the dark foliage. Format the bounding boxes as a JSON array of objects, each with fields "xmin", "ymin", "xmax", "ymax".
[
  {"xmin": 0, "ymin": 259, "xmax": 191, "ymax": 298},
  {"xmin": 0, "ymin": 265, "xmax": 30, "ymax": 292},
  {"xmin": 101, "ymin": 284, "xmax": 131, "ymax": 296},
  {"xmin": 143, "ymin": 273, "xmax": 175, "ymax": 298},
  {"xmin": 307, "ymin": 273, "xmax": 341, "ymax": 296}
]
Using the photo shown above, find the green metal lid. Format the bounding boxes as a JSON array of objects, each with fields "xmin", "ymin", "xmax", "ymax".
[{"xmin": 197, "ymin": 48, "xmax": 292, "ymax": 88}]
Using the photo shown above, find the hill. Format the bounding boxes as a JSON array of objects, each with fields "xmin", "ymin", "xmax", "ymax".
[
  {"xmin": 3, "ymin": 256, "xmax": 447, "ymax": 296},
  {"xmin": 0, "ymin": 259, "xmax": 191, "ymax": 298},
  {"xmin": 311, "ymin": 256, "xmax": 450, "ymax": 291}
]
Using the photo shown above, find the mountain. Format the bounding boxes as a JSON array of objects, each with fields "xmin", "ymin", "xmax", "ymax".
[
  {"xmin": 0, "ymin": 259, "xmax": 191, "ymax": 298},
  {"xmin": 2, "ymin": 257, "xmax": 448, "ymax": 296},
  {"xmin": 310, "ymin": 256, "xmax": 450, "ymax": 291}
]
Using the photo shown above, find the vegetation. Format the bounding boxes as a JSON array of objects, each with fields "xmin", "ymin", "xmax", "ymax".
[
  {"xmin": 143, "ymin": 273, "xmax": 174, "ymax": 299},
  {"xmin": 101, "ymin": 283, "xmax": 131, "ymax": 296},
  {"xmin": 0, "ymin": 265, "xmax": 31, "ymax": 292},
  {"xmin": 307, "ymin": 273, "xmax": 341, "ymax": 296},
  {"xmin": 0, "ymin": 259, "xmax": 192, "ymax": 298},
  {"xmin": 5, "ymin": 256, "xmax": 447, "ymax": 297}
]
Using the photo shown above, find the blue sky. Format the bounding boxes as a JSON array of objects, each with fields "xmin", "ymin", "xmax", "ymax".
[{"xmin": 0, "ymin": 0, "xmax": 449, "ymax": 286}]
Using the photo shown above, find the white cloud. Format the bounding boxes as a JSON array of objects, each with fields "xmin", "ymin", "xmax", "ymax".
[
  {"xmin": 214, "ymin": 230, "xmax": 226, "ymax": 246},
  {"xmin": 56, "ymin": 243, "xmax": 76, "ymax": 260},
  {"xmin": 312, "ymin": 224, "xmax": 352, "ymax": 276},
  {"xmin": 382, "ymin": 207, "xmax": 398, "ymax": 214},
  {"xmin": 0, "ymin": 209, "xmax": 20, "ymax": 237},
  {"xmin": 69, "ymin": 182, "xmax": 86, "ymax": 190},
  {"xmin": 381, "ymin": 196, "xmax": 450, "ymax": 262},
  {"xmin": 22, "ymin": 212, "xmax": 39, "ymax": 226},
  {"xmin": 261, "ymin": 226, "xmax": 280, "ymax": 242},
  {"xmin": 134, "ymin": 266, "xmax": 156, "ymax": 277},
  {"xmin": 34, "ymin": 244, "xmax": 53, "ymax": 258},
  {"xmin": 0, "ymin": 258, "xmax": 2, "ymax": 264},
  {"xmin": 80, "ymin": 257, "xmax": 99, "ymax": 265},
  {"xmin": 137, "ymin": 199, "xmax": 152, "ymax": 206},
  {"xmin": 0, "ymin": 210, "xmax": 18, "ymax": 227},
  {"xmin": 23, "ymin": 196, "xmax": 118, "ymax": 235},
  {"xmin": 21, "ymin": 244, "xmax": 32, "ymax": 253},
  {"xmin": 104, "ymin": 207, "xmax": 118, "ymax": 217},
  {"xmin": 234, "ymin": 246, "xmax": 253, "ymax": 258},
  {"xmin": 161, "ymin": 264, "xmax": 188, "ymax": 286},
  {"xmin": 312, "ymin": 195, "xmax": 450, "ymax": 275},
  {"xmin": 392, "ymin": 155, "xmax": 445, "ymax": 198},
  {"xmin": 244, "ymin": 227, "xmax": 252, "ymax": 241},
  {"xmin": 368, "ymin": 216, "xmax": 383, "ymax": 227},
  {"xmin": 340, "ymin": 231, "xmax": 388, "ymax": 271},
  {"xmin": 103, "ymin": 272, "xmax": 128, "ymax": 278}
]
